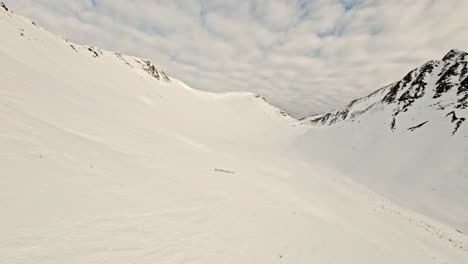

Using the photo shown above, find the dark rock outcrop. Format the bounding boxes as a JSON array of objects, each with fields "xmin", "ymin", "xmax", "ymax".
[{"xmin": 1, "ymin": 2, "xmax": 8, "ymax": 12}]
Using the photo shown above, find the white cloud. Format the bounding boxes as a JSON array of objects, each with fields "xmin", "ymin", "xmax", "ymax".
[{"xmin": 4, "ymin": 0, "xmax": 468, "ymax": 117}]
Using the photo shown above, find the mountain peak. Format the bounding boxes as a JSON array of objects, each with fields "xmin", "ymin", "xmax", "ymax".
[
  {"xmin": 302, "ymin": 49, "xmax": 468, "ymax": 135},
  {"xmin": 442, "ymin": 49, "xmax": 468, "ymax": 61}
]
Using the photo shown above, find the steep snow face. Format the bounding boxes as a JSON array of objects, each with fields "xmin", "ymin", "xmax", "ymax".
[
  {"xmin": 297, "ymin": 49, "xmax": 468, "ymax": 233},
  {"xmin": 1, "ymin": 4, "xmax": 468, "ymax": 264}
]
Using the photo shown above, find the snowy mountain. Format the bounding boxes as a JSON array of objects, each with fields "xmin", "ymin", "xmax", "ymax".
[
  {"xmin": 1, "ymin": 3, "xmax": 468, "ymax": 264},
  {"xmin": 297, "ymin": 49, "xmax": 468, "ymax": 234},
  {"xmin": 301, "ymin": 49, "xmax": 468, "ymax": 135}
]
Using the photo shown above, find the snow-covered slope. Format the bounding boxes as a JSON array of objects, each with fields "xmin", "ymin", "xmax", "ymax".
[
  {"xmin": 1, "ymin": 3, "xmax": 467, "ymax": 263},
  {"xmin": 298, "ymin": 49, "xmax": 468, "ymax": 233}
]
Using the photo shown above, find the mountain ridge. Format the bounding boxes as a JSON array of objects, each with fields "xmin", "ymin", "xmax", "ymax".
[
  {"xmin": 301, "ymin": 49, "xmax": 468, "ymax": 135},
  {"xmin": 0, "ymin": 1, "xmax": 295, "ymax": 123}
]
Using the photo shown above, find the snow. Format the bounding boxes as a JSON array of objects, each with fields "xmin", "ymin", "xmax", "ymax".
[{"xmin": 1, "ymin": 5, "xmax": 467, "ymax": 263}]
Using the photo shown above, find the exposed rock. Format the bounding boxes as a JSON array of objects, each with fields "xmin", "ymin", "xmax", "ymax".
[
  {"xmin": 446, "ymin": 111, "xmax": 466, "ymax": 135},
  {"xmin": 69, "ymin": 44, "xmax": 78, "ymax": 52},
  {"xmin": 87, "ymin": 46, "xmax": 103, "ymax": 58},
  {"xmin": 408, "ymin": 121, "xmax": 429, "ymax": 131},
  {"xmin": 160, "ymin": 70, "xmax": 171, "ymax": 82},
  {"xmin": 144, "ymin": 60, "xmax": 160, "ymax": 80},
  {"xmin": 442, "ymin": 49, "xmax": 468, "ymax": 62},
  {"xmin": 1, "ymin": 2, "xmax": 8, "ymax": 12},
  {"xmin": 141, "ymin": 59, "xmax": 171, "ymax": 83},
  {"xmin": 434, "ymin": 62, "xmax": 459, "ymax": 98}
]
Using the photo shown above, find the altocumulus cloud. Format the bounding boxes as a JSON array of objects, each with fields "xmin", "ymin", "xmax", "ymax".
[{"xmin": 5, "ymin": 0, "xmax": 468, "ymax": 117}]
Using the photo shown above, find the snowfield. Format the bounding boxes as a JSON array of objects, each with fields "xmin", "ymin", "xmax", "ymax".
[{"xmin": 1, "ymin": 4, "xmax": 467, "ymax": 264}]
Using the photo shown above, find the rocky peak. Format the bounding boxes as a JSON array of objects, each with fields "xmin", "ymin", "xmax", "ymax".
[{"xmin": 442, "ymin": 49, "xmax": 468, "ymax": 62}]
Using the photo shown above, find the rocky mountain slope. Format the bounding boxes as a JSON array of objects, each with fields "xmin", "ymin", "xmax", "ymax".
[{"xmin": 302, "ymin": 49, "xmax": 468, "ymax": 135}]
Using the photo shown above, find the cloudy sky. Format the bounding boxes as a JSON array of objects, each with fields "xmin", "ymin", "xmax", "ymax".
[{"xmin": 5, "ymin": 0, "xmax": 468, "ymax": 117}]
